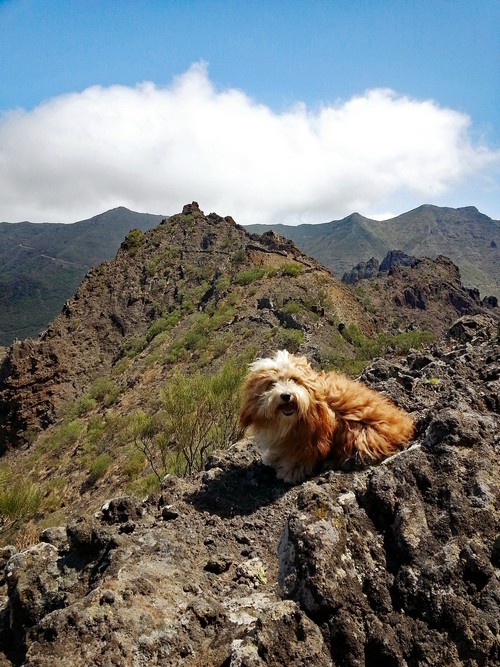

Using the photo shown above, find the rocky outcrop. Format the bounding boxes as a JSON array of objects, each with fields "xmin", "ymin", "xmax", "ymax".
[
  {"xmin": 342, "ymin": 256, "xmax": 381, "ymax": 284},
  {"xmin": 342, "ymin": 250, "xmax": 417, "ymax": 284},
  {"xmin": 348, "ymin": 255, "xmax": 500, "ymax": 336},
  {"xmin": 379, "ymin": 249, "xmax": 417, "ymax": 273},
  {"xmin": 1, "ymin": 315, "xmax": 498, "ymax": 666}
]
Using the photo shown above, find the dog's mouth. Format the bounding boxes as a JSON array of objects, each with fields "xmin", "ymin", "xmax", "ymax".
[{"xmin": 279, "ymin": 402, "xmax": 296, "ymax": 416}]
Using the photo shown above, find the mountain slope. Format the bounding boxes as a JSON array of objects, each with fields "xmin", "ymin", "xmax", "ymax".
[
  {"xmin": 0, "ymin": 203, "xmax": 373, "ymax": 452},
  {"xmin": 247, "ymin": 205, "xmax": 500, "ymax": 298},
  {"xmin": 0, "ymin": 208, "xmax": 164, "ymax": 344},
  {"xmin": 1, "ymin": 202, "xmax": 497, "ymax": 556}
]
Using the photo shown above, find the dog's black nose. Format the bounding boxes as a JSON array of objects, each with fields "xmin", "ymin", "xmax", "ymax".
[{"xmin": 280, "ymin": 393, "xmax": 291, "ymax": 402}]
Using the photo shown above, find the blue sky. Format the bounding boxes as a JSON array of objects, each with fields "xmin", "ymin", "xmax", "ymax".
[{"xmin": 0, "ymin": 0, "xmax": 499, "ymax": 224}]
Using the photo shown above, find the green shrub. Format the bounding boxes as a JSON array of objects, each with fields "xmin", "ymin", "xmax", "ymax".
[
  {"xmin": 88, "ymin": 377, "xmax": 121, "ymax": 406},
  {"xmin": 88, "ymin": 453, "xmax": 113, "ymax": 483},
  {"xmin": 112, "ymin": 357, "xmax": 130, "ymax": 376},
  {"xmin": 232, "ymin": 248, "xmax": 246, "ymax": 264},
  {"xmin": 340, "ymin": 325, "xmax": 434, "ymax": 359},
  {"xmin": 131, "ymin": 358, "xmax": 247, "ymax": 479},
  {"xmin": 146, "ymin": 317, "xmax": 169, "ymax": 342},
  {"xmin": 215, "ymin": 277, "xmax": 231, "ymax": 292},
  {"xmin": 40, "ymin": 420, "xmax": 83, "ymax": 455},
  {"xmin": 88, "ymin": 377, "xmax": 113, "ymax": 400},
  {"xmin": 122, "ymin": 336, "xmax": 148, "ymax": 358},
  {"xmin": 271, "ymin": 327, "xmax": 304, "ymax": 352},
  {"xmin": 235, "ymin": 268, "xmax": 266, "ymax": 285},
  {"xmin": 281, "ymin": 301, "xmax": 301, "ymax": 315},
  {"xmin": 0, "ymin": 472, "xmax": 42, "ymax": 521},
  {"xmin": 71, "ymin": 394, "xmax": 97, "ymax": 417},
  {"xmin": 146, "ymin": 259, "xmax": 158, "ymax": 276},
  {"xmin": 281, "ymin": 262, "xmax": 303, "ymax": 277},
  {"xmin": 127, "ymin": 472, "xmax": 160, "ymax": 497},
  {"xmin": 324, "ymin": 326, "xmax": 435, "ymax": 375},
  {"xmin": 82, "ymin": 416, "xmax": 107, "ymax": 451},
  {"xmin": 123, "ymin": 447, "xmax": 146, "ymax": 480},
  {"xmin": 123, "ymin": 229, "xmax": 144, "ymax": 251}
]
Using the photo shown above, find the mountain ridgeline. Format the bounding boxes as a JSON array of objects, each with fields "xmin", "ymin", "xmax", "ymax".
[
  {"xmin": 0, "ymin": 203, "xmax": 372, "ymax": 452},
  {"xmin": 1, "ymin": 203, "xmax": 499, "ymax": 346},
  {"xmin": 247, "ymin": 205, "xmax": 500, "ymax": 299},
  {"xmin": 0, "ymin": 208, "xmax": 165, "ymax": 344}
]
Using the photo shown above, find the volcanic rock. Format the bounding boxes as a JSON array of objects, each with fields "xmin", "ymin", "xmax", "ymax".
[{"xmin": 0, "ymin": 315, "xmax": 498, "ymax": 665}]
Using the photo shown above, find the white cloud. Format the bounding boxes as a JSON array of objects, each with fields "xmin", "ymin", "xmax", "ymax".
[{"xmin": 0, "ymin": 63, "xmax": 498, "ymax": 224}]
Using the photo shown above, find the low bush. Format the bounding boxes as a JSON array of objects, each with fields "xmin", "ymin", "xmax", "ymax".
[
  {"xmin": 131, "ymin": 357, "xmax": 247, "ymax": 479},
  {"xmin": 281, "ymin": 262, "xmax": 303, "ymax": 277},
  {"xmin": 271, "ymin": 327, "xmax": 305, "ymax": 352},
  {"xmin": 0, "ymin": 471, "xmax": 43, "ymax": 522},
  {"xmin": 88, "ymin": 453, "xmax": 113, "ymax": 483},
  {"xmin": 235, "ymin": 268, "xmax": 266, "ymax": 285},
  {"xmin": 123, "ymin": 229, "xmax": 144, "ymax": 251},
  {"xmin": 88, "ymin": 377, "xmax": 121, "ymax": 407},
  {"xmin": 324, "ymin": 326, "xmax": 435, "ymax": 375}
]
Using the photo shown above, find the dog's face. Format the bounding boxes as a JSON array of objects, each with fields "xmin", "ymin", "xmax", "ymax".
[{"xmin": 239, "ymin": 350, "xmax": 319, "ymax": 429}]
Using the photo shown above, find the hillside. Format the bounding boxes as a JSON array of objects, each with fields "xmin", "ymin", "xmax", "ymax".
[
  {"xmin": 247, "ymin": 205, "xmax": 500, "ymax": 299},
  {"xmin": 0, "ymin": 208, "xmax": 164, "ymax": 344},
  {"xmin": 0, "ymin": 205, "xmax": 497, "ymax": 518},
  {"xmin": 1, "ymin": 314, "xmax": 499, "ymax": 666},
  {"xmin": 2, "ymin": 203, "xmax": 498, "ymax": 346},
  {"xmin": 0, "ymin": 202, "xmax": 374, "ymax": 455}
]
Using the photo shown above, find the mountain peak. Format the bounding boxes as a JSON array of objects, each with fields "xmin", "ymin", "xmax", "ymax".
[{"xmin": 0, "ymin": 204, "xmax": 371, "ymax": 450}]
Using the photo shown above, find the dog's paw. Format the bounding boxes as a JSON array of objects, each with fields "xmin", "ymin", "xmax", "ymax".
[{"xmin": 276, "ymin": 462, "xmax": 310, "ymax": 484}]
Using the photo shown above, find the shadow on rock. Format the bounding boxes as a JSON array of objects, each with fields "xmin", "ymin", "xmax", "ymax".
[{"xmin": 186, "ymin": 441, "xmax": 290, "ymax": 517}]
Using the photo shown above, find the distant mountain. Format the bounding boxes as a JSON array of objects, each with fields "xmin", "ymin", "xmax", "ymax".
[
  {"xmin": 0, "ymin": 207, "xmax": 164, "ymax": 344},
  {"xmin": 2, "ymin": 203, "xmax": 499, "ymax": 346},
  {"xmin": 247, "ymin": 205, "xmax": 500, "ymax": 299}
]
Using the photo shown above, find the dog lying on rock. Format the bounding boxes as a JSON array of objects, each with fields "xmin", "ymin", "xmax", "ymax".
[{"xmin": 239, "ymin": 350, "xmax": 414, "ymax": 482}]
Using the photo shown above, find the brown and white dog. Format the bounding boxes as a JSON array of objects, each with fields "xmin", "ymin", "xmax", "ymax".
[{"xmin": 239, "ymin": 350, "xmax": 414, "ymax": 482}]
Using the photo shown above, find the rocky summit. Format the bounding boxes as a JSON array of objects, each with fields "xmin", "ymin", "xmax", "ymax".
[{"xmin": 1, "ymin": 314, "xmax": 499, "ymax": 666}]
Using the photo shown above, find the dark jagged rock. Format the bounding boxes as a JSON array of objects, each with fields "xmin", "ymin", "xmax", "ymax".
[
  {"xmin": 342, "ymin": 249, "xmax": 417, "ymax": 284},
  {"xmin": 349, "ymin": 255, "xmax": 500, "ymax": 336},
  {"xmin": 1, "ymin": 315, "xmax": 498, "ymax": 666},
  {"xmin": 342, "ymin": 256, "xmax": 380, "ymax": 284},
  {"xmin": 379, "ymin": 249, "xmax": 417, "ymax": 273}
]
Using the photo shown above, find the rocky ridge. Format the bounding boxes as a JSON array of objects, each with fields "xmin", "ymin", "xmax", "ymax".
[
  {"xmin": 348, "ymin": 254, "xmax": 499, "ymax": 337},
  {"xmin": 342, "ymin": 250, "xmax": 418, "ymax": 284},
  {"xmin": 247, "ymin": 205, "xmax": 500, "ymax": 299},
  {"xmin": 1, "ymin": 315, "xmax": 499, "ymax": 666},
  {"xmin": 0, "ymin": 203, "xmax": 372, "ymax": 453}
]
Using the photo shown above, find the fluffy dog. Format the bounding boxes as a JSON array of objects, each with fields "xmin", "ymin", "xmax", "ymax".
[{"xmin": 239, "ymin": 350, "xmax": 414, "ymax": 482}]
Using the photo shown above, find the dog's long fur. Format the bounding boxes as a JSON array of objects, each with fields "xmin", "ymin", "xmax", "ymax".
[{"xmin": 239, "ymin": 350, "xmax": 414, "ymax": 482}]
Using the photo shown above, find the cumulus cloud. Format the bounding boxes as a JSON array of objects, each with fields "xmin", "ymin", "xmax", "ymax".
[{"xmin": 0, "ymin": 63, "xmax": 498, "ymax": 224}]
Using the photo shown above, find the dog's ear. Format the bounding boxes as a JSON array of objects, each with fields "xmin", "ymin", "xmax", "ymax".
[
  {"xmin": 239, "ymin": 398, "xmax": 254, "ymax": 428},
  {"xmin": 239, "ymin": 375, "xmax": 254, "ymax": 428}
]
